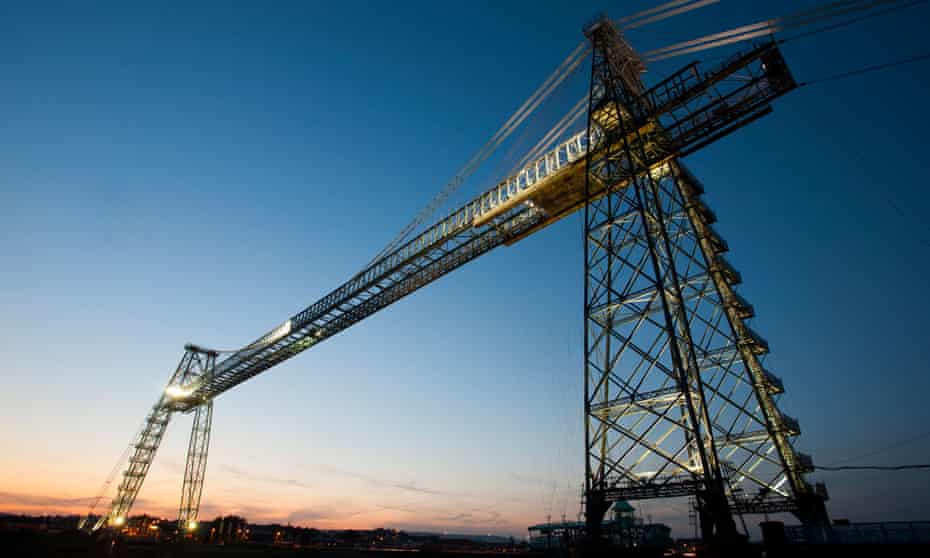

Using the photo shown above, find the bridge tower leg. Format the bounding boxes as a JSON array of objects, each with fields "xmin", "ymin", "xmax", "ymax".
[
  {"xmin": 583, "ymin": 17, "xmax": 730, "ymax": 545},
  {"xmin": 95, "ymin": 397, "xmax": 173, "ymax": 531},
  {"xmin": 178, "ymin": 399, "xmax": 214, "ymax": 532},
  {"xmin": 92, "ymin": 345, "xmax": 216, "ymax": 531},
  {"xmin": 580, "ymin": 17, "xmax": 826, "ymax": 546}
]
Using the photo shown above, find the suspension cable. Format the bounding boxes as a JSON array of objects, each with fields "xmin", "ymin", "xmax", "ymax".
[
  {"xmin": 645, "ymin": 22, "xmax": 779, "ymax": 61},
  {"xmin": 643, "ymin": 0, "xmax": 919, "ymax": 62},
  {"xmin": 365, "ymin": 41, "xmax": 590, "ymax": 267},
  {"xmin": 512, "ymin": 95, "xmax": 587, "ymax": 173},
  {"xmin": 617, "ymin": 0, "xmax": 707, "ymax": 25},
  {"xmin": 618, "ymin": 0, "xmax": 721, "ymax": 31},
  {"xmin": 80, "ymin": 416, "xmax": 150, "ymax": 529}
]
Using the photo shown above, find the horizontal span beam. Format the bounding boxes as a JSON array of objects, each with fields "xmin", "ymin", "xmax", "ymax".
[{"xmin": 185, "ymin": 41, "xmax": 796, "ymax": 403}]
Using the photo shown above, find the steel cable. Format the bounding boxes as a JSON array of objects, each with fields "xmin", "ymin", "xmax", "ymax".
[
  {"xmin": 798, "ymin": 52, "xmax": 930, "ymax": 86},
  {"xmin": 365, "ymin": 41, "xmax": 590, "ymax": 267},
  {"xmin": 619, "ymin": 0, "xmax": 721, "ymax": 31},
  {"xmin": 816, "ymin": 464, "xmax": 930, "ymax": 471},
  {"xmin": 643, "ymin": 0, "xmax": 917, "ymax": 62}
]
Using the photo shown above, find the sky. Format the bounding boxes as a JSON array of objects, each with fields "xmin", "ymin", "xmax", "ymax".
[{"xmin": 2, "ymin": 0, "xmax": 930, "ymax": 539}]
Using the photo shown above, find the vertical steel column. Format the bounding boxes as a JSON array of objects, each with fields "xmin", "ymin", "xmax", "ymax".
[{"xmin": 178, "ymin": 399, "xmax": 214, "ymax": 531}]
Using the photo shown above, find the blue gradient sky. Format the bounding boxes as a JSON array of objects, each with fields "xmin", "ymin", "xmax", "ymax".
[{"xmin": 2, "ymin": 0, "xmax": 929, "ymax": 537}]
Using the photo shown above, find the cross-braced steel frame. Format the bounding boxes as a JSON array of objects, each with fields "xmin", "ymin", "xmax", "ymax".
[
  {"xmin": 93, "ymin": 345, "xmax": 216, "ymax": 532},
  {"xmin": 581, "ymin": 18, "xmax": 825, "ymax": 543},
  {"xmin": 178, "ymin": 398, "xmax": 213, "ymax": 531}
]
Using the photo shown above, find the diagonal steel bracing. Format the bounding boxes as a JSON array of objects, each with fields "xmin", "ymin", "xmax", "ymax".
[
  {"xmin": 580, "ymin": 17, "xmax": 825, "ymax": 543},
  {"xmin": 94, "ymin": 345, "xmax": 216, "ymax": 531},
  {"xmin": 178, "ymin": 400, "xmax": 213, "ymax": 531}
]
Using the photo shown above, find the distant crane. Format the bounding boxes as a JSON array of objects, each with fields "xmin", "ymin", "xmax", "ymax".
[{"xmin": 84, "ymin": 0, "xmax": 879, "ymax": 543}]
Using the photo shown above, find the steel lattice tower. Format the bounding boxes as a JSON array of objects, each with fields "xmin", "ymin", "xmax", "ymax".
[
  {"xmin": 580, "ymin": 18, "xmax": 826, "ymax": 542},
  {"xmin": 92, "ymin": 345, "xmax": 216, "ymax": 532}
]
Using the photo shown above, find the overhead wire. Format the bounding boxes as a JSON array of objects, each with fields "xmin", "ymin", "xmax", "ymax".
[
  {"xmin": 81, "ymin": 447, "xmax": 129, "ymax": 527},
  {"xmin": 781, "ymin": 0, "xmax": 901, "ymax": 27},
  {"xmin": 799, "ymin": 52, "xmax": 930, "ymax": 86},
  {"xmin": 80, "ymin": 415, "xmax": 151, "ymax": 528},
  {"xmin": 826, "ymin": 430, "xmax": 930, "ymax": 467},
  {"xmin": 887, "ymin": 200, "xmax": 930, "ymax": 250},
  {"xmin": 780, "ymin": 0, "xmax": 927, "ymax": 43},
  {"xmin": 816, "ymin": 464, "xmax": 930, "ymax": 471}
]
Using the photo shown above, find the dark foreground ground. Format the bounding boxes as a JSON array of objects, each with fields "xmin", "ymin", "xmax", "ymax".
[
  {"xmin": 3, "ymin": 532, "xmax": 531, "ymax": 558},
  {"xmin": 4, "ymin": 531, "xmax": 930, "ymax": 558}
]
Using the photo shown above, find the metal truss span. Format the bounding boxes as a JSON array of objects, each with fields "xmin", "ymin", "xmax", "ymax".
[
  {"xmin": 580, "ymin": 17, "xmax": 826, "ymax": 543},
  {"xmin": 91, "ymin": 18, "xmax": 817, "ymax": 533},
  {"xmin": 185, "ymin": 36, "xmax": 800, "ymax": 407}
]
